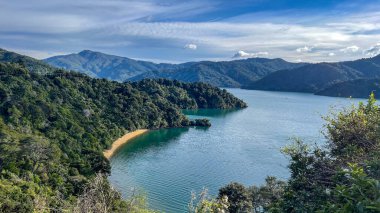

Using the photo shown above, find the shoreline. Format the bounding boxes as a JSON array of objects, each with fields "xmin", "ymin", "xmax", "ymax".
[{"xmin": 103, "ymin": 129, "xmax": 149, "ymax": 159}]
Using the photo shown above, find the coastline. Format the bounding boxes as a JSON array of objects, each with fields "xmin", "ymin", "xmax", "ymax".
[{"xmin": 103, "ymin": 129, "xmax": 149, "ymax": 159}]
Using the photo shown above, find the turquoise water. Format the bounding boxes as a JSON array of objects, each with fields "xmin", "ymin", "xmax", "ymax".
[{"xmin": 109, "ymin": 89, "xmax": 363, "ymax": 212}]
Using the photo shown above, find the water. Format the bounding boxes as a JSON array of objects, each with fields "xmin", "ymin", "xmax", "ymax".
[{"xmin": 109, "ymin": 89, "xmax": 363, "ymax": 212}]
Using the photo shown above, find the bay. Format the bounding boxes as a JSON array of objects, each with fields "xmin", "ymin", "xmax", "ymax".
[{"xmin": 109, "ymin": 89, "xmax": 363, "ymax": 212}]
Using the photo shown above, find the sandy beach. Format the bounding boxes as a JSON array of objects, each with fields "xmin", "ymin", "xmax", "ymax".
[{"xmin": 103, "ymin": 129, "xmax": 149, "ymax": 159}]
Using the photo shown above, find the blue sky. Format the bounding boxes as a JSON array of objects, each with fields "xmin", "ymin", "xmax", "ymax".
[{"xmin": 1, "ymin": 0, "xmax": 380, "ymax": 63}]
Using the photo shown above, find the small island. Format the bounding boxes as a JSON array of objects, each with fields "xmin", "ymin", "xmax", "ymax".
[{"xmin": 190, "ymin": 118, "xmax": 212, "ymax": 127}]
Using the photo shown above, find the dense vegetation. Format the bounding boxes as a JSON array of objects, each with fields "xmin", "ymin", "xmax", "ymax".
[
  {"xmin": 0, "ymin": 59, "xmax": 246, "ymax": 212},
  {"xmin": 244, "ymin": 55, "xmax": 380, "ymax": 97},
  {"xmin": 195, "ymin": 94, "xmax": 380, "ymax": 212},
  {"xmin": 44, "ymin": 50, "xmax": 303, "ymax": 87}
]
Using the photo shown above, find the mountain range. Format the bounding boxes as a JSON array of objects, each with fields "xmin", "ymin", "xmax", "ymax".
[
  {"xmin": 1, "ymin": 48, "xmax": 380, "ymax": 98},
  {"xmin": 243, "ymin": 56, "xmax": 380, "ymax": 95},
  {"xmin": 44, "ymin": 50, "xmax": 304, "ymax": 87}
]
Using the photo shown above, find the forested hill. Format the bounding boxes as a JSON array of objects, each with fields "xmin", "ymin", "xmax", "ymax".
[
  {"xmin": 44, "ymin": 50, "xmax": 303, "ymax": 87},
  {"xmin": 316, "ymin": 78, "xmax": 380, "ymax": 98},
  {"xmin": 0, "ymin": 48, "xmax": 56, "ymax": 74},
  {"xmin": 0, "ymin": 59, "xmax": 246, "ymax": 212},
  {"xmin": 44, "ymin": 50, "xmax": 176, "ymax": 80},
  {"xmin": 129, "ymin": 58, "xmax": 304, "ymax": 87},
  {"xmin": 244, "ymin": 55, "xmax": 380, "ymax": 95}
]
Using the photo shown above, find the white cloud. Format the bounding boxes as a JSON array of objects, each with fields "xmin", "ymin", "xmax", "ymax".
[
  {"xmin": 339, "ymin": 45, "xmax": 360, "ymax": 53},
  {"xmin": 328, "ymin": 52, "xmax": 336, "ymax": 56},
  {"xmin": 184, "ymin": 43, "xmax": 197, "ymax": 50},
  {"xmin": 296, "ymin": 46, "xmax": 313, "ymax": 53},
  {"xmin": 364, "ymin": 43, "xmax": 380, "ymax": 57},
  {"xmin": 233, "ymin": 50, "xmax": 269, "ymax": 58}
]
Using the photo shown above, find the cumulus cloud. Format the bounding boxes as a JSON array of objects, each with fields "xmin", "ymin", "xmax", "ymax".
[
  {"xmin": 233, "ymin": 50, "xmax": 269, "ymax": 58},
  {"xmin": 184, "ymin": 43, "xmax": 197, "ymax": 50},
  {"xmin": 364, "ymin": 43, "xmax": 380, "ymax": 57},
  {"xmin": 328, "ymin": 52, "xmax": 336, "ymax": 56},
  {"xmin": 339, "ymin": 45, "xmax": 360, "ymax": 53},
  {"xmin": 296, "ymin": 46, "xmax": 313, "ymax": 53}
]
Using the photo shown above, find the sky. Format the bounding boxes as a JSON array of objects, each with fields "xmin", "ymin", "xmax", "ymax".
[{"xmin": 1, "ymin": 0, "xmax": 380, "ymax": 63}]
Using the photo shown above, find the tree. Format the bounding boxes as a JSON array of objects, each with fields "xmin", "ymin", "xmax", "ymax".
[
  {"xmin": 188, "ymin": 188, "xmax": 229, "ymax": 213},
  {"xmin": 218, "ymin": 182, "xmax": 252, "ymax": 213},
  {"xmin": 75, "ymin": 173, "xmax": 124, "ymax": 213},
  {"xmin": 320, "ymin": 164, "xmax": 380, "ymax": 212},
  {"xmin": 248, "ymin": 176, "xmax": 286, "ymax": 212}
]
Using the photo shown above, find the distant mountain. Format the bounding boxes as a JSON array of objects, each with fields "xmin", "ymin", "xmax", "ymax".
[
  {"xmin": 45, "ymin": 50, "xmax": 303, "ymax": 87},
  {"xmin": 316, "ymin": 79, "xmax": 380, "ymax": 98},
  {"xmin": 130, "ymin": 58, "xmax": 304, "ymax": 87},
  {"xmin": 0, "ymin": 48, "xmax": 55, "ymax": 74},
  {"xmin": 44, "ymin": 50, "xmax": 177, "ymax": 80},
  {"xmin": 244, "ymin": 55, "xmax": 380, "ymax": 93}
]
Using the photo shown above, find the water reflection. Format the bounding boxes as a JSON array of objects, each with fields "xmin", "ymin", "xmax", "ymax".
[
  {"xmin": 111, "ymin": 128, "xmax": 190, "ymax": 161},
  {"xmin": 183, "ymin": 108, "xmax": 241, "ymax": 118}
]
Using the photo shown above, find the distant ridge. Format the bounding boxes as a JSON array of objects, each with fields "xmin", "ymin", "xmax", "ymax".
[
  {"xmin": 44, "ymin": 50, "xmax": 173, "ymax": 80},
  {"xmin": 130, "ymin": 57, "xmax": 304, "ymax": 87},
  {"xmin": 316, "ymin": 78, "xmax": 380, "ymax": 98},
  {"xmin": 44, "ymin": 50, "xmax": 304, "ymax": 87},
  {"xmin": 244, "ymin": 54, "xmax": 380, "ymax": 97}
]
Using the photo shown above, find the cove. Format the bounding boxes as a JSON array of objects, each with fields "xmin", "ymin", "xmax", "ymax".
[{"xmin": 109, "ymin": 89, "xmax": 363, "ymax": 212}]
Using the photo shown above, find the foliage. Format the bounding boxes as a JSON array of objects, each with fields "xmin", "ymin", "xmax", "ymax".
[
  {"xmin": 191, "ymin": 119, "xmax": 212, "ymax": 127},
  {"xmin": 319, "ymin": 163, "xmax": 380, "ymax": 213},
  {"xmin": 188, "ymin": 188, "xmax": 229, "ymax": 213},
  {"xmin": 218, "ymin": 182, "xmax": 252, "ymax": 213},
  {"xmin": 131, "ymin": 78, "xmax": 247, "ymax": 109},
  {"xmin": 247, "ymin": 176, "xmax": 286, "ymax": 213},
  {"xmin": 74, "ymin": 173, "xmax": 156, "ymax": 213}
]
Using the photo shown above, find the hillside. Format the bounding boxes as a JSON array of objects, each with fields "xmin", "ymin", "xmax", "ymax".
[
  {"xmin": 130, "ymin": 58, "xmax": 304, "ymax": 87},
  {"xmin": 44, "ymin": 50, "xmax": 303, "ymax": 87},
  {"xmin": 316, "ymin": 78, "xmax": 380, "ymax": 98},
  {"xmin": 44, "ymin": 50, "xmax": 176, "ymax": 80},
  {"xmin": 244, "ymin": 55, "xmax": 380, "ymax": 93},
  {"xmin": 0, "ymin": 50, "xmax": 246, "ymax": 212},
  {"xmin": 0, "ymin": 48, "xmax": 56, "ymax": 74}
]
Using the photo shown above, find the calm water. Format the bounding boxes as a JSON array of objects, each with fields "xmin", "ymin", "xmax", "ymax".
[{"xmin": 109, "ymin": 89, "xmax": 363, "ymax": 212}]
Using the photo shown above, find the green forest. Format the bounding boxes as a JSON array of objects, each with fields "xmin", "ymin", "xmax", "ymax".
[{"xmin": 0, "ymin": 61, "xmax": 246, "ymax": 212}]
